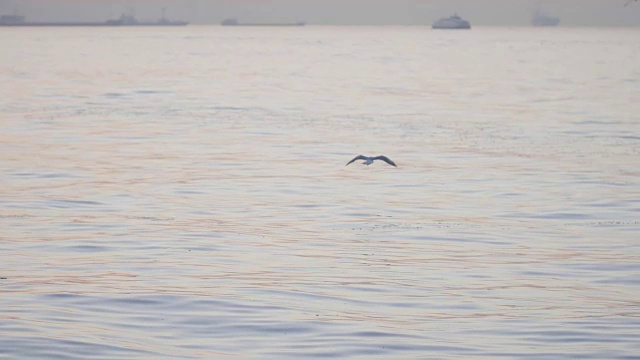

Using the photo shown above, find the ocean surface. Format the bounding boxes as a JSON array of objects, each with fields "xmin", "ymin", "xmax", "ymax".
[{"xmin": 1, "ymin": 25, "xmax": 639, "ymax": 359}]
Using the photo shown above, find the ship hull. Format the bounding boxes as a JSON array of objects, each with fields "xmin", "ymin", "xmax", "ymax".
[
  {"xmin": 432, "ymin": 24, "xmax": 471, "ymax": 29},
  {"xmin": 532, "ymin": 19, "xmax": 559, "ymax": 27}
]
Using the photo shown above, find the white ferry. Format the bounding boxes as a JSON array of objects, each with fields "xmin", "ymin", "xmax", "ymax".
[{"xmin": 432, "ymin": 14, "xmax": 471, "ymax": 29}]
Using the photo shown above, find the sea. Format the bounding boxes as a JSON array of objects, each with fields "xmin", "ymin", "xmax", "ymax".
[{"xmin": 0, "ymin": 25, "xmax": 639, "ymax": 359}]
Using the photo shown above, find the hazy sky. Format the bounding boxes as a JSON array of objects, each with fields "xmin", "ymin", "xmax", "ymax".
[{"xmin": 2, "ymin": 0, "xmax": 640, "ymax": 26}]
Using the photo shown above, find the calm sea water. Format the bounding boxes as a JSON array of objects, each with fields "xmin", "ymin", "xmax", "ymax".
[{"xmin": 1, "ymin": 25, "xmax": 639, "ymax": 359}]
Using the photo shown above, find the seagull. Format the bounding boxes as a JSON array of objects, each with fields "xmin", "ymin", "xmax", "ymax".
[{"xmin": 346, "ymin": 155, "xmax": 397, "ymax": 167}]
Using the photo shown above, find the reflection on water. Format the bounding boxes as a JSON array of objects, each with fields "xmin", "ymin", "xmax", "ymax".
[{"xmin": 1, "ymin": 26, "xmax": 639, "ymax": 358}]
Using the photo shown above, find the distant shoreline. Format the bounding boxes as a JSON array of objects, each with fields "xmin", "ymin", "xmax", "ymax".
[{"xmin": 0, "ymin": 14, "xmax": 188, "ymax": 27}]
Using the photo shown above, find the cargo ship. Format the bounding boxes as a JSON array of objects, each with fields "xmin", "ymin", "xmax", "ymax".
[
  {"xmin": 221, "ymin": 18, "xmax": 305, "ymax": 27},
  {"xmin": 0, "ymin": 13, "xmax": 188, "ymax": 27}
]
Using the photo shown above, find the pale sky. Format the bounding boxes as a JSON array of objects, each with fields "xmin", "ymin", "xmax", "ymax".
[{"xmin": 2, "ymin": 0, "xmax": 640, "ymax": 26}]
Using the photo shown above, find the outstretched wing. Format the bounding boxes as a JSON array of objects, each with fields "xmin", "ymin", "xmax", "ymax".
[
  {"xmin": 373, "ymin": 155, "xmax": 397, "ymax": 167},
  {"xmin": 346, "ymin": 155, "xmax": 367, "ymax": 166}
]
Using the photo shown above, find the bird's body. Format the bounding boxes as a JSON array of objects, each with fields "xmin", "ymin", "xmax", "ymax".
[{"xmin": 346, "ymin": 155, "xmax": 397, "ymax": 167}]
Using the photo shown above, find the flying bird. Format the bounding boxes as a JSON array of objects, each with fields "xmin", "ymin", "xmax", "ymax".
[{"xmin": 346, "ymin": 155, "xmax": 397, "ymax": 167}]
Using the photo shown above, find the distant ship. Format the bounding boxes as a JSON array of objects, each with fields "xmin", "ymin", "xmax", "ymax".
[
  {"xmin": 0, "ymin": 13, "xmax": 188, "ymax": 27},
  {"xmin": 532, "ymin": 11, "xmax": 559, "ymax": 27},
  {"xmin": 221, "ymin": 18, "xmax": 305, "ymax": 27},
  {"xmin": 105, "ymin": 14, "xmax": 188, "ymax": 26},
  {"xmin": 432, "ymin": 14, "xmax": 471, "ymax": 30}
]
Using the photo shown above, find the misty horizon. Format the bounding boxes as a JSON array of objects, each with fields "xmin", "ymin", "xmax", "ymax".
[{"xmin": 1, "ymin": 0, "xmax": 640, "ymax": 26}]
